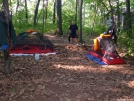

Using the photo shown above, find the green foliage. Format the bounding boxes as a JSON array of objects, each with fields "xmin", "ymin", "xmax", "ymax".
[
  {"xmin": 94, "ymin": 24, "xmax": 108, "ymax": 34},
  {"xmin": 82, "ymin": 26, "xmax": 93, "ymax": 34},
  {"xmin": 43, "ymin": 23, "xmax": 57, "ymax": 34},
  {"xmin": 62, "ymin": 12, "xmax": 75, "ymax": 33},
  {"xmin": 117, "ymin": 30, "xmax": 134, "ymax": 56},
  {"xmin": 0, "ymin": 0, "xmax": 2, "ymax": 4}
]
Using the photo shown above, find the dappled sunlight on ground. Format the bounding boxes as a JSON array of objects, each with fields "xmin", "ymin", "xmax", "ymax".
[
  {"xmin": 0, "ymin": 34, "xmax": 134, "ymax": 101},
  {"xmin": 127, "ymin": 81, "xmax": 134, "ymax": 88}
]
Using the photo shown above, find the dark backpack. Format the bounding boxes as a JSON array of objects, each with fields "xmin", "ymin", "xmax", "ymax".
[{"xmin": 107, "ymin": 25, "xmax": 117, "ymax": 44}]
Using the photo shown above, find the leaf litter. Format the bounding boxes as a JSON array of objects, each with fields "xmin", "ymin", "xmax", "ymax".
[{"xmin": 0, "ymin": 34, "xmax": 134, "ymax": 101}]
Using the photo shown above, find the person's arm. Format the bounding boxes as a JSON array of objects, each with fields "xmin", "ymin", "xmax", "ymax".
[
  {"xmin": 68, "ymin": 25, "xmax": 71, "ymax": 36},
  {"xmin": 68, "ymin": 30, "xmax": 70, "ymax": 36},
  {"xmin": 69, "ymin": 25, "xmax": 72, "ymax": 34},
  {"xmin": 69, "ymin": 30, "xmax": 71, "ymax": 33},
  {"xmin": 69, "ymin": 25, "xmax": 72, "ymax": 33}
]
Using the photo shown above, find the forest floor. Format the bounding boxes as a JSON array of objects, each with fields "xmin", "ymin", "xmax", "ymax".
[{"xmin": 0, "ymin": 34, "xmax": 134, "ymax": 101}]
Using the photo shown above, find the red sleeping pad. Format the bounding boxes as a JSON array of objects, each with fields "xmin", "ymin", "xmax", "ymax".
[
  {"xmin": 87, "ymin": 51, "xmax": 125, "ymax": 65},
  {"xmin": 10, "ymin": 46, "xmax": 55, "ymax": 54}
]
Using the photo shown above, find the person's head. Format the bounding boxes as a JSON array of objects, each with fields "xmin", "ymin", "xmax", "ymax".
[{"xmin": 71, "ymin": 21, "xmax": 75, "ymax": 25}]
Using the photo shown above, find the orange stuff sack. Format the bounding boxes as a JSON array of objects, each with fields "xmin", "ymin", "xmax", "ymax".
[
  {"xmin": 27, "ymin": 29, "xmax": 33, "ymax": 33},
  {"xmin": 100, "ymin": 34, "xmax": 111, "ymax": 38},
  {"xmin": 94, "ymin": 38, "xmax": 99, "ymax": 51},
  {"xmin": 27, "ymin": 29, "xmax": 38, "ymax": 34}
]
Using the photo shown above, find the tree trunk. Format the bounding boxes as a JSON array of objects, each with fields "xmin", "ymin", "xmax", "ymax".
[
  {"xmin": 33, "ymin": 0, "xmax": 40, "ymax": 27},
  {"xmin": 79, "ymin": 0, "xmax": 83, "ymax": 42},
  {"xmin": 53, "ymin": 0, "xmax": 56, "ymax": 24},
  {"xmin": 9, "ymin": 0, "xmax": 12, "ymax": 16},
  {"xmin": 83, "ymin": 2, "xmax": 86, "ymax": 26},
  {"xmin": 25, "ymin": 0, "xmax": 28, "ymax": 22},
  {"xmin": 75, "ymin": 0, "xmax": 78, "ymax": 22},
  {"xmin": 56, "ymin": 0, "xmax": 63, "ymax": 35},
  {"xmin": 45, "ymin": 7, "xmax": 48, "ymax": 20},
  {"xmin": 42, "ymin": 0, "xmax": 45, "ymax": 34},
  {"xmin": 101, "ymin": 1, "xmax": 109, "ymax": 12},
  {"xmin": 3, "ymin": 0, "xmax": 11, "ymax": 75},
  {"xmin": 42, "ymin": 0, "xmax": 48, "ymax": 34},
  {"xmin": 126, "ymin": 0, "xmax": 132, "ymax": 36},
  {"xmin": 77, "ymin": 0, "xmax": 80, "ymax": 23},
  {"xmin": 16, "ymin": 0, "xmax": 20, "ymax": 16}
]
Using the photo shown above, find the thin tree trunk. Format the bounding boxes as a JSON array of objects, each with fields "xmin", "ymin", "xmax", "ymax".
[
  {"xmin": 79, "ymin": 0, "xmax": 83, "ymax": 42},
  {"xmin": 108, "ymin": 0, "xmax": 114, "ymax": 23},
  {"xmin": 77, "ymin": 0, "xmax": 80, "ymax": 23},
  {"xmin": 16, "ymin": 0, "xmax": 22, "ymax": 27},
  {"xmin": 57, "ymin": 0, "xmax": 63, "ymax": 35},
  {"xmin": 33, "ymin": 0, "xmax": 40, "ymax": 27},
  {"xmin": 83, "ymin": 2, "xmax": 86, "ymax": 26},
  {"xmin": 45, "ymin": 7, "xmax": 48, "ymax": 20},
  {"xmin": 3, "ymin": 0, "xmax": 11, "ymax": 75},
  {"xmin": 53, "ymin": 0, "xmax": 56, "ymax": 24},
  {"xmin": 16, "ymin": 0, "xmax": 20, "ymax": 16},
  {"xmin": 101, "ymin": 1, "xmax": 109, "ymax": 12},
  {"xmin": 25, "ymin": 0, "xmax": 28, "ymax": 22},
  {"xmin": 9, "ymin": 0, "xmax": 12, "ymax": 16},
  {"xmin": 42, "ymin": 0, "xmax": 48, "ymax": 34},
  {"xmin": 126, "ymin": 0, "xmax": 132, "ymax": 36},
  {"xmin": 75, "ymin": 0, "xmax": 78, "ymax": 22},
  {"xmin": 42, "ymin": 1, "xmax": 45, "ymax": 34}
]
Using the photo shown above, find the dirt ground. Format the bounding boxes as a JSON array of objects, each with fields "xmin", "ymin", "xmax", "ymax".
[{"xmin": 0, "ymin": 34, "xmax": 134, "ymax": 101}]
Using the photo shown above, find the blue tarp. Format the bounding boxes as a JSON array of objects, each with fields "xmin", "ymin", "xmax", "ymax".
[{"xmin": 86, "ymin": 54, "xmax": 107, "ymax": 65}]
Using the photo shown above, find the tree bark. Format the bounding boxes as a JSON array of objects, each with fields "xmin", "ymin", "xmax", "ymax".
[
  {"xmin": 9, "ymin": 0, "xmax": 12, "ymax": 16},
  {"xmin": 79, "ymin": 0, "xmax": 83, "ymax": 42},
  {"xmin": 53, "ymin": 0, "xmax": 56, "ymax": 24},
  {"xmin": 3, "ymin": 0, "xmax": 11, "ymax": 75},
  {"xmin": 126, "ymin": 0, "xmax": 132, "ymax": 36},
  {"xmin": 33, "ymin": 0, "xmax": 40, "ymax": 27},
  {"xmin": 45, "ymin": 7, "xmax": 48, "ymax": 20},
  {"xmin": 101, "ymin": 1, "xmax": 109, "ymax": 12},
  {"xmin": 56, "ymin": 0, "xmax": 63, "ymax": 35},
  {"xmin": 25, "ymin": 0, "xmax": 28, "ymax": 22},
  {"xmin": 16, "ymin": 0, "xmax": 20, "ymax": 15},
  {"xmin": 42, "ymin": 0, "xmax": 45, "ymax": 34},
  {"xmin": 75, "ymin": 0, "xmax": 78, "ymax": 22}
]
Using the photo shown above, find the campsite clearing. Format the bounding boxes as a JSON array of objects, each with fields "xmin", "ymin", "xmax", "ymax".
[{"xmin": 0, "ymin": 34, "xmax": 134, "ymax": 101}]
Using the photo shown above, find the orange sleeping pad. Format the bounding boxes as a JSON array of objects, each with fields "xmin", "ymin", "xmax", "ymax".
[
  {"xmin": 100, "ymin": 34, "xmax": 111, "ymax": 38},
  {"xmin": 93, "ymin": 33, "xmax": 111, "ymax": 51},
  {"xmin": 94, "ymin": 38, "xmax": 99, "ymax": 51}
]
